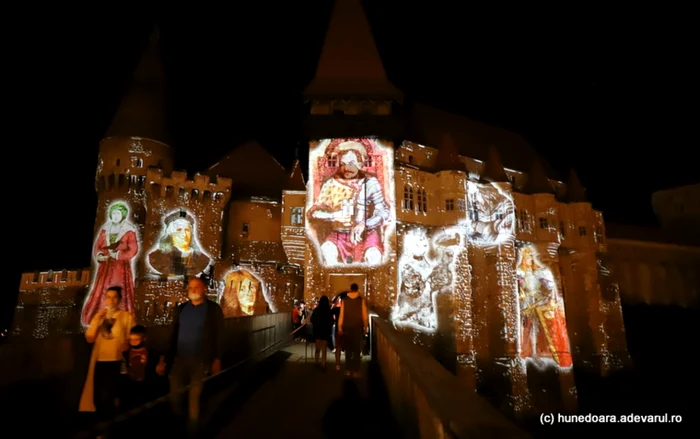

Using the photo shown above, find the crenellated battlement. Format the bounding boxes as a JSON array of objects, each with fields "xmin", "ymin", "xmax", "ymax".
[
  {"xmin": 146, "ymin": 168, "xmax": 233, "ymax": 204},
  {"xmin": 96, "ymin": 137, "xmax": 174, "ymax": 193},
  {"xmin": 19, "ymin": 268, "xmax": 90, "ymax": 291}
]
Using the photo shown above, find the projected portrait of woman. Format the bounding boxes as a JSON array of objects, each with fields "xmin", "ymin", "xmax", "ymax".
[
  {"xmin": 147, "ymin": 210, "xmax": 212, "ymax": 278},
  {"xmin": 517, "ymin": 246, "xmax": 573, "ymax": 368},
  {"xmin": 219, "ymin": 269, "xmax": 270, "ymax": 317},
  {"xmin": 81, "ymin": 201, "xmax": 139, "ymax": 326}
]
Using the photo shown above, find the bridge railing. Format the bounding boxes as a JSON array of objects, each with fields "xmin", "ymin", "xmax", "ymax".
[
  {"xmin": 370, "ymin": 315, "xmax": 531, "ymax": 439},
  {"xmin": 0, "ymin": 312, "xmax": 292, "ymax": 434}
]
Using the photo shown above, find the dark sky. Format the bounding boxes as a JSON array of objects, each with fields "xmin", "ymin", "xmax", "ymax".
[{"xmin": 7, "ymin": 1, "xmax": 696, "ymax": 327}]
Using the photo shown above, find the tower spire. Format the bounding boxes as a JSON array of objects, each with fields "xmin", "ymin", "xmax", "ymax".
[
  {"xmin": 565, "ymin": 168, "xmax": 587, "ymax": 202},
  {"xmin": 480, "ymin": 145, "xmax": 509, "ymax": 183},
  {"xmin": 105, "ymin": 24, "xmax": 170, "ymax": 144},
  {"xmin": 285, "ymin": 159, "xmax": 306, "ymax": 191},
  {"xmin": 522, "ymin": 156, "xmax": 554, "ymax": 194},
  {"xmin": 435, "ymin": 133, "xmax": 463, "ymax": 172},
  {"xmin": 304, "ymin": 0, "xmax": 402, "ymax": 99}
]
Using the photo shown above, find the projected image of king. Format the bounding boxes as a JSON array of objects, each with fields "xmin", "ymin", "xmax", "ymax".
[{"xmin": 307, "ymin": 139, "xmax": 394, "ymax": 266}]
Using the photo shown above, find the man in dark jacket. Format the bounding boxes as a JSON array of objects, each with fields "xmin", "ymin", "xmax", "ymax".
[{"xmin": 156, "ymin": 277, "xmax": 225, "ymax": 434}]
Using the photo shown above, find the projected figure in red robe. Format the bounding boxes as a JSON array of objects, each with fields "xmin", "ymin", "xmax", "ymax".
[
  {"xmin": 517, "ymin": 246, "xmax": 573, "ymax": 368},
  {"xmin": 81, "ymin": 201, "xmax": 139, "ymax": 326},
  {"xmin": 307, "ymin": 139, "xmax": 391, "ymax": 266}
]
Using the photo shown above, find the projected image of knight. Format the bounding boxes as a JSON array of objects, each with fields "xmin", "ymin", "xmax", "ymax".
[
  {"xmin": 466, "ymin": 182, "xmax": 514, "ymax": 245},
  {"xmin": 307, "ymin": 139, "xmax": 393, "ymax": 266},
  {"xmin": 147, "ymin": 210, "xmax": 212, "ymax": 278}
]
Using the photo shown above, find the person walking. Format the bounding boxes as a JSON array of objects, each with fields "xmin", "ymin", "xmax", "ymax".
[{"xmin": 338, "ymin": 284, "xmax": 368, "ymax": 378}]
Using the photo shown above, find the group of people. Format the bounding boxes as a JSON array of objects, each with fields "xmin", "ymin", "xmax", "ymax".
[
  {"xmin": 78, "ymin": 277, "xmax": 225, "ymax": 437},
  {"xmin": 302, "ymin": 283, "xmax": 369, "ymax": 378}
]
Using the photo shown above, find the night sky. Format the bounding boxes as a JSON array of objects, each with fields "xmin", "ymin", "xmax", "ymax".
[{"xmin": 7, "ymin": 2, "xmax": 696, "ymax": 327}]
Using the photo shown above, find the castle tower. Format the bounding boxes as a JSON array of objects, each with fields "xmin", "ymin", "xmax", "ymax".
[
  {"xmin": 281, "ymin": 158, "xmax": 307, "ymax": 268},
  {"xmin": 302, "ymin": 0, "xmax": 403, "ymax": 140},
  {"xmin": 86, "ymin": 25, "xmax": 174, "ymax": 326},
  {"xmin": 302, "ymin": 0, "xmax": 402, "ymax": 313}
]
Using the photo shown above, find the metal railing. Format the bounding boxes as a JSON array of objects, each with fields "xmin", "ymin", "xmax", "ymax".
[{"xmin": 74, "ymin": 318, "xmax": 295, "ymax": 438}]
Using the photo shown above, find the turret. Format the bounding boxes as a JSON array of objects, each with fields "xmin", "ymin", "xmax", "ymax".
[
  {"xmin": 302, "ymin": 0, "xmax": 403, "ymax": 139},
  {"xmin": 479, "ymin": 145, "xmax": 508, "ymax": 183},
  {"xmin": 281, "ymin": 159, "xmax": 307, "ymax": 266}
]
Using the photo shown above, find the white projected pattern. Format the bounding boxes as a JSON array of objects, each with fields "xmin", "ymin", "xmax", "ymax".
[
  {"xmin": 392, "ymin": 226, "xmax": 465, "ymax": 332},
  {"xmin": 466, "ymin": 181, "xmax": 514, "ymax": 246}
]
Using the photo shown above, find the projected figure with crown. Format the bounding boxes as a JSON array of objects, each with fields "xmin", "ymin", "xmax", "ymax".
[
  {"xmin": 81, "ymin": 201, "xmax": 139, "ymax": 326},
  {"xmin": 147, "ymin": 210, "xmax": 213, "ymax": 278},
  {"xmin": 307, "ymin": 139, "xmax": 393, "ymax": 266},
  {"xmin": 517, "ymin": 246, "xmax": 573, "ymax": 368}
]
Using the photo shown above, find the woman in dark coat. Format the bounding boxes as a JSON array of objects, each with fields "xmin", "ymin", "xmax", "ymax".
[{"xmin": 310, "ymin": 295, "xmax": 334, "ymax": 370}]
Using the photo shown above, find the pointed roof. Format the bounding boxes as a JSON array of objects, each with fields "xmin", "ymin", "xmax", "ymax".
[
  {"xmin": 480, "ymin": 145, "xmax": 508, "ymax": 183},
  {"xmin": 435, "ymin": 133, "xmax": 464, "ymax": 172},
  {"xmin": 522, "ymin": 156, "xmax": 555, "ymax": 194},
  {"xmin": 304, "ymin": 0, "xmax": 402, "ymax": 99},
  {"xmin": 206, "ymin": 141, "xmax": 288, "ymax": 198},
  {"xmin": 106, "ymin": 25, "xmax": 170, "ymax": 144},
  {"xmin": 565, "ymin": 168, "xmax": 587, "ymax": 202},
  {"xmin": 285, "ymin": 159, "xmax": 307, "ymax": 191}
]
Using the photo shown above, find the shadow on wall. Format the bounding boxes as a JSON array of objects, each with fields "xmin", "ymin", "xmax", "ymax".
[{"xmin": 0, "ymin": 312, "xmax": 292, "ymax": 436}]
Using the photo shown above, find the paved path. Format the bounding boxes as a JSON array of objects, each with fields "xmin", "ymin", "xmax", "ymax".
[{"xmin": 213, "ymin": 341, "xmax": 401, "ymax": 439}]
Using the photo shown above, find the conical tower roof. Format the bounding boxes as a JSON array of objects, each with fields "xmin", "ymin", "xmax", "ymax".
[
  {"xmin": 106, "ymin": 25, "xmax": 170, "ymax": 143},
  {"xmin": 285, "ymin": 159, "xmax": 306, "ymax": 191},
  {"xmin": 303, "ymin": 0, "xmax": 402, "ymax": 99},
  {"xmin": 480, "ymin": 145, "xmax": 509, "ymax": 183},
  {"xmin": 565, "ymin": 168, "xmax": 587, "ymax": 202},
  {"xmin": 435, "ymin": 133, "xmax": 464, "ymax": 172},
  {"xmin": 522, "ymin": 156, "xmax": 554, "ymax": 194}
]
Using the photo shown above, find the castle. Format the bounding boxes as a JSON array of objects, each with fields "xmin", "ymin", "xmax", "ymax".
[{"xmin": 15, "ymin": 0, "xmax": 699, "ymax": 415}]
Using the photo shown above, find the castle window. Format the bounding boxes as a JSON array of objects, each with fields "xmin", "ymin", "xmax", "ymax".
[
  {"xmin": 420, "ymin": 188, "xmax": 427, "ymax": 213},
  {"xmin": 327, "ymin": 154, "xmax": 338, "ymax": 168},
  {"xmin": 179, "ymin": 187, "xmax": 186, "ymax": 198},
  {"xmin": 495, "ymin": 211, "xmax": 504, "ymax": 220},
  {"xmin": 539, "ymin": 217, "xmax": 548, "ymax": 229},
  {"xmin": 165, "ymin": 186, "xmax": 174, "ymax": 197},
  {"xmin": 291, "ymin": 207, "xmax": 304, "ymax": 226},
  {"xmin": 137, "ymin": 159, "xmax": 143, "ymax": 167},
  {"xmin": 468, "ymin": 194, "xmax": 479, "ymax": 221},
  {"xmin": 560, "ymin": 221, "xmax": 566, "ymax": 238},
  {"xmin": 408, "ymin": 155, "xmax": 414, "ymax": 164},
  {"xmin": 191, "ymin": 189, "xmax": 199, "ymax": 198},
  {"xmin": 242, "ymin": 223, "xmax": 249, "ymax": 234},
  {"xmin": 203, "ymin": 191, "xmax": 212, "ymax": 201},
  {"xmin": 214, "ymin": 192, "xmax": 222, "ymax": 202},
  {"xmin": 595, "ymin": 226, "xmax": 604, "ymax": 243},
  {"xmin": 61, "ymin": 269, "xmax": 68, "ymax": 282},
  {"xmin": 116, "ymin": 159, "xmax": 120, "ymax": 166},
  {"xmin": 402, "ymin": 184, "xmax": 414, "ymax": 210},
  {"xmin": 445, "ymin": 199, "xmax": 455, "ymax": 211},
  {"xmin": 364, "ymin": 155, "xmax": 373, "ymax": 168},
  {"xmin": 578, "ymin": 226, "xmax": 587, "ymax": 236},
  {"xmin": 129, "ymin": 175, "xmax": 138, "ymax": 187}
]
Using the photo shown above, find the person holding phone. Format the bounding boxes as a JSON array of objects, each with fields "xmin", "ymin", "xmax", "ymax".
[{"xmin": 79, "ymin": 286, "xmax": 136, "ymax": 421}]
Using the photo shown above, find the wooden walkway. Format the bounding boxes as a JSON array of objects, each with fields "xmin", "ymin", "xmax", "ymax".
[{"xmin": 212, "ymin": 341, "xmax": 401, "ymax": 438}]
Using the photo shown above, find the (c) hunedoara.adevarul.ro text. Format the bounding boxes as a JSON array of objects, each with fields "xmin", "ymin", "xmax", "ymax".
[{"xmin": 540, "ymin": 413, "xmax": 683, "ymax": 424}]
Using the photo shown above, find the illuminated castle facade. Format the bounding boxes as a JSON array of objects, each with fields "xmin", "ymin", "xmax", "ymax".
[{"xmin": 13, "ymin": 0, "xmax": 661, "ymax": 415}]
